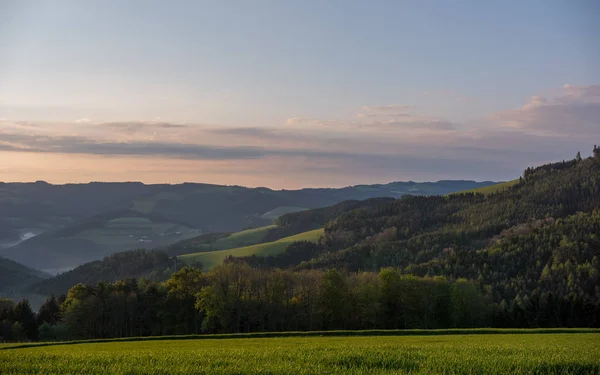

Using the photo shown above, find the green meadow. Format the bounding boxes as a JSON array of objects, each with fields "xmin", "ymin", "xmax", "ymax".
[
  {"xmin": 208, "ymin": 225, "xmax": 278, "ymax": 250},
  {"xmin": 180, "ymin": 228, "xmax": 324, "ymax": 270},
  {"xmin": 1, "ymin": 332, "xmax": 598, "ymax": 374},
  {"xmin": 455, "ymin": 179, "xmax": 520, "ymax": 195}
]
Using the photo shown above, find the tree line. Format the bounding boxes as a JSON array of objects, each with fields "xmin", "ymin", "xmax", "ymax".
[
  {"xmin": 2, "ymin": 257, "xmax": 598, "ymax": 342},
  {"xmin": 1, "ymin": 265, "xmax": 493, "ymax": 341}
]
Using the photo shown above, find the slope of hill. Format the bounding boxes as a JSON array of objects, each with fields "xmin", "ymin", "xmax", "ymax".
[
  {"xmin": 260, "ymin": 156, "xmax": 600, "ymax": 319},
  {"xmin": 162, "ymin": 225, "xmax": 277, "ymax": 256},
  {"xmin": 1, "ymin": 180, "xmax": 492, "ymax": 272},
  {"xmin": 165, "ymin": 198, "xmax": 398, "ymax": 258},
  {"xmin": 2, "ymin": 210, "xmax": 199, "ymax": 272},
  {"xmin": 29, "ymin": 249, "xmax": 177, "ymax": 296},
  {"xmin": 205, "ymin": 153, "xmax": 600, "ymax": 327},
  {"xmin": 455, "ymin": 179, "xmax": 520, "ymax": 195},
  {"xmin": 261, "ymin": 206, "xmax": 307, "ymax": 220},
  {"xmin": 313, "ymin": 157, "xmax": 600, "ymax": 269},
  {"xmin": 0, "ymin": 180, "xmax": 495, "ymax": 247},
  {"xmin": 262, "ymin": 197, "xmax": 398, "ymax": 243},
  {"xmin": 0, "ymin": 257, "xmax": 49, "ymax": 295},
  {"xmin": 180, "ymin": 228, "xmax": 324, "ymax": 270}
]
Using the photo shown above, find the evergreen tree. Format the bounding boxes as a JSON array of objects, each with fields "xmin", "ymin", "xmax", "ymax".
[{"xmin": 13, "ymin": 300, "xmax": 38, "ymax": 341}]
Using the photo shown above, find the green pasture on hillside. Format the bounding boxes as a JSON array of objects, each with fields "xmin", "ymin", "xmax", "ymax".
[
  {"xmin": 180, "ymin": 228, "xmax": 324, "ymax": 270},
  {"xmin": 454, "ymin": 179, "xmax": 520, "ymax": 196},
  {"xmin": 177, "ymin": 225, "xmax": 278, "ymax": 254},
  {"xmin": 1, "ymin": 332, "xmax": 598, "ymax": 374},
  {"xmin": 211, "ymin": 225, "xmax": 278, "ymax": 250}
]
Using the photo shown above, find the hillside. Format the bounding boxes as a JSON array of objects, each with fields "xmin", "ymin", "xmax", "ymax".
[
  {"xmin": 259, "ymin": 155, "xmax": 600, "ymax": 325},
  {"xmin": 456, "ymin": 179, "xmax": 520, "ymax": 195},
  {"xmin": 1, "ymin": 210, "xmax": 199, "ymax": 272},
  {"xmin": 261, "ymin": 206, "xmax": 307, "ymax": 220},
  {"xmin": 164, "ymin": 198, "xmax": 397, "ymax": 259},
  {"xmin": 305, "ymin": 158, "xmax": 599, "ymax": 272},
  {"xmin": 180, "ymin": 229, "xmax": 324, "ymax": 270},
  {"xmin": 0, "ymin": 257, "xmax": 48, "ymax": 295},
  {"xmin": 30, "ymin": 249, "xmax": 179, "ymax": 296},
  {"xmin": 0, "ymin": 180, "xmax": 495, "ymax": 266},
  {"xmin": 162, "ymin": 225, "xmax": 276, "ymax": 257}
]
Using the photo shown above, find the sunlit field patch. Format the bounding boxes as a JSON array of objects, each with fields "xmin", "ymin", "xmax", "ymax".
[{"xmin": 1, "ymin": 333, "xmax": 598, "ymax": 374}]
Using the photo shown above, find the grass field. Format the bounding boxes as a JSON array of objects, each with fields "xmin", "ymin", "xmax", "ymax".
[
  {"xmin": 211, "ymin": 225, "xmax": 278, "ymax": 250},
  {"xmin": 453, "ymin": 179, "xmax": 520, "ymax": 196},
  {"xmin": 173, "ymin": 225, "xmax": 278, "ymax": 255},
  {"xmin": 180, "ymin": 228, "xmax": 324, "ymax": 270},
  {"xmin": 1, "ymin": 332, "xmax": 598, "ymax": 374}
]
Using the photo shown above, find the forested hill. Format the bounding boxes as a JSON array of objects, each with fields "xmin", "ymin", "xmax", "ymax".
[
  {"xmin": 280, "ymin": 154, "xmax": 599, "ymax": 326},
  {"xmin": 29, "ymin": 250, "xmax": 180, "ymax": 297},
  {"xmin": 0, "ymin": 179, "xmax": 496, "ymax": 246},
  {"xmin": 315, "ymin": 155, "xmax": 600, "ymax": 271},
  {"xmin": 0, "ymin": 180, "xmax": 495, "ymax": 272},
  {"xmin": 0, "ymin": 257, "xmax": 48, "ymax": 295},
  {"xmin": 226, "ymin": 153, "xmax": 600, "ymax": 326}
]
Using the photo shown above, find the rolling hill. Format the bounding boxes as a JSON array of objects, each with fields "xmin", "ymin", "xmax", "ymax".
[
  {"xmin": 261, "ymin": 206, "xmax": 307, "ymax": 220},
  {"xmin": 1, "ymin": 210, "xmax": 199, "ymax": 272},
  {"xmin": 454, "ymin": 179, "xmax": 520, "ymax": 195},
  {"xmin": 1, "ymin": 180, "xmax": 495, "ymax": 271},
  {"xmin": 0, "ymin": 257, "xmax": 49, "ymax": 296},
  {"xmin": 180, "ymin": 228, "xmax": 324, "ymax": 270},
  {"xmin": 29, "ymin": 249, "xmax": 178, "ymax": 296},
  {"xmin": 161, "ymin": 225, "xmax": 277, "ymax": 257}
]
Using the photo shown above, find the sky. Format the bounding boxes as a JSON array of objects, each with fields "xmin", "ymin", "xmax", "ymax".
[{"xmin": 1, "ymin": 0, "xmax": 599, "ymax": 189}]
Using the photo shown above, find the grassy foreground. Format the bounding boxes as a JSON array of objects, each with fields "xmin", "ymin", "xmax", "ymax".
[
  {"xmin": 1, "ymin": 332, "xmax": 598, "ymax": 374},
  {"xmin": 180, "ymin": 228, "xmax": 324, "ymax": 270}
]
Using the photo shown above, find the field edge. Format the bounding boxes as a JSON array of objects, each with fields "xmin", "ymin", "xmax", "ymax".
[{"xmin": 3, "ymin": 328, "xmax": 599, "ymax": 351}]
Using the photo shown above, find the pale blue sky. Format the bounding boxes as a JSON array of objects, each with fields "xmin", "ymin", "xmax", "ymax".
[{"xmin": 0, "ymin": 0, "xmax": 599, "ymax": 187}]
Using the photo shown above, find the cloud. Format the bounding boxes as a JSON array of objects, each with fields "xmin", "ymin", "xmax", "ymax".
[
  {"xmin": 490, "ymin": 84, "xmax": 600, "ymax": 135},
  {"xmin": 208, "ymin": 127, "xmax": 281, "ymax": 138},
  {"xmin": 98, "ymin": 121, "xmax": 188, "ymax": 134},
  {"xmin": 361, "ymin": 104, "xmax": 415, "ymax": 112},
  {"xmin": 286, "ymin": 117, "xmax": 454, "ymax": 132},
  {"xmin": 374, "ymin": 118, "xmax": 454, "ymax": 131},
  {"xmin": 0, "ymin": 132, "xmax": 267, "ymax": 160},
  {"xmin": 357, "ymin": 112, "xmax": 412, "ymax": 118},
  {"xmin": 13, "ymin": 121, "xmax": 39, "ymax": 128},
  {"xmin": 75, "ymin": 118, "xmax": 91, "ymax": 124},
  {"xmin": 286, "ymin": 104, "xmax": 454, "ymax": 132},
  {"xmin": 285, "ymin": 117, "xmax": 348, "ymax": 127}
]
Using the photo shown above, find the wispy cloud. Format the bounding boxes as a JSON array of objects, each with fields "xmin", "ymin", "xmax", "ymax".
[
  {"xmin": 287, "ymin": 104, "xmax": 455, "ymax": 132},
  {"xmin": 360, "ymin": 104, "xmax": 415, "ymax": 112},
  {"xmin": 285, "ymin": 117, "xmax": 348, "ymax": 127},
  {"xmin": 75, "ymin": 118, "xmax": 91, "ymax": 124},
  {"xmin": 98, "ymin": 121, "xmax": 188, "ymax": 134},
  {"xmin": 489, "ymin": 84, "xmax": 600, "ymax": 135}
]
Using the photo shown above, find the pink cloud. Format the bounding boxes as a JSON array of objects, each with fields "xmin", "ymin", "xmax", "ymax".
[{"xmin": 489, "ymin": 84, "xmax": 600, "ymax": 135}]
